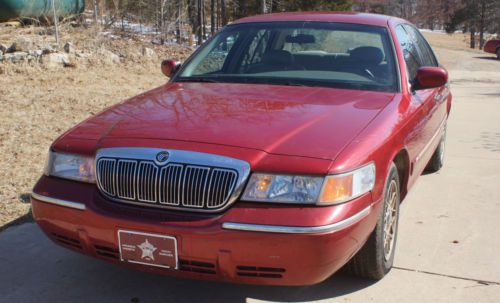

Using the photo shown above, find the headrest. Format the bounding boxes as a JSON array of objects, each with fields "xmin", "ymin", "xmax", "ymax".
[
  {"xmin": 350, "ymin": 47, "xmax": 384, "ymax": 65},
  {"xmin": 262, "ymin": 50, "xmax": 293, "ymax": 66}
]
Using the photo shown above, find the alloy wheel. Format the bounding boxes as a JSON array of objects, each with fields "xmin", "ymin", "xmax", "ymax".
[{"xmin": 383, "ymin": 179, "xmax": 398, "ymax": 261}]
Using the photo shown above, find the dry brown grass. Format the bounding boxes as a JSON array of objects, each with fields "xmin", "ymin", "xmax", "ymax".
[
  {"xmin": 0, "ymin": 28, "xmax": 495, "ymax": 228},
  {"xmin": 0, "ymin": 24, "xmax": 191, "ymax": 227}
]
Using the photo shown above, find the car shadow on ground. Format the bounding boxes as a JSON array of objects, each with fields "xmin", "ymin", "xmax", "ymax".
[
  {"xmin": 474, "ymin": 56, "xmax": 499, "ymax": 61},
  {"xmin": 0, "ymin": 223, "xmax": 377, "ymax": 303}
]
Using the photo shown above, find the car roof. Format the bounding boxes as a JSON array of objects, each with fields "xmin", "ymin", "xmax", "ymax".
[{"xmin": 232, "ymin": 11, "xmax": 403, "ymax": 27}]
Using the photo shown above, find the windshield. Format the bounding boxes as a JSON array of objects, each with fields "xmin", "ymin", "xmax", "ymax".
[{"xmin": 176, "ymin": 22, "xmax": 398, "ymax": 92}]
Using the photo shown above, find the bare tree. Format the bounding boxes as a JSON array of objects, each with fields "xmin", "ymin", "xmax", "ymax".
[
  {"xmin": 51, "ymin": 0, "xmax": 60, "ymax": 44},
  {"xmin": 211, "ymin": 0, "xmax": 215, "ymax": 35},
  {"xmin": 197, "ymin": 0, "xmax": 203, "ymax": 44},
  {"xmin": 221, "ymin": 0, "xmax": 227, "ymax": 26}
]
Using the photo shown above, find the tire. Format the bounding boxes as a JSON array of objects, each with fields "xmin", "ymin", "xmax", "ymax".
[
  {"xmin": 425, "ymin": 125, "xmax": 446, "ymax": 173},
  {"xmin": 343, "ymin": 163, "xmax": 400, "ymax": 280},
  {"xmin": 497, "ymin": 48, "xmax": 500, "ymax": 60}
]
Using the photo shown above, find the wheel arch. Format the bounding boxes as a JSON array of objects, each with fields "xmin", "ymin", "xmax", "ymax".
[{"xmin": 392, "ymin": 149, "xmax": 410, "ymax": 202}]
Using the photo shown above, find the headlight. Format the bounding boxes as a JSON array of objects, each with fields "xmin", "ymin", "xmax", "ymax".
[
  {"xmin": 241, "ymin": 163, "xmax": 375, "ymax": 205},
  {"xmin": 44, "ymin": 151, "xmax": 95, "ymax": 183},
  {"xmin": 318, "ymin": 163, "xmax": 375, "ymax": 204},
  {"xmin": 241, "ymin": 174, "xmax": 324, "ymax": 203}
]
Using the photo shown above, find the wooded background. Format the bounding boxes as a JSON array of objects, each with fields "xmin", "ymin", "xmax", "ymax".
[{"xmin": 84, "ymin": 0, "xmax": 500, "ymax": 49}]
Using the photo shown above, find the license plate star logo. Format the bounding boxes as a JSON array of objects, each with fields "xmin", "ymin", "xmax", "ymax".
[{"xmin": 137, "ymin": 239, "xmax": 157, "ymax": 261}]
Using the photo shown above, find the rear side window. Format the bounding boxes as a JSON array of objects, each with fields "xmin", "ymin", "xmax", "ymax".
[
  {"xmin": 395, "ymin": 25, "xmax": 421, "ymax": 81},
  {"xmin": 403, "ymin": 25, "xmax": 438, "ymax": 67}
]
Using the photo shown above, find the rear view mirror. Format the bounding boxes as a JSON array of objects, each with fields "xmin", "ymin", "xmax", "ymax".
[
  {"xmin": 161, "ymin": 59, "xmax": 181, "ymax": 78},
  {"xmin": 414, "ymin": 67, "xmax": 448, "ymax": 90}
]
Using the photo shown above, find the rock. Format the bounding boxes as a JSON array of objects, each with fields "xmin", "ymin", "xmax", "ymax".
[
  {"xmin": 142, "ymin": 47, "xmax": 155, "ymax": 57},
  {"xmin": 11, "ymin": 52, "xmax": 28, "ymax": 63},
  {"xmin": 41, "ymin": 52, "xmax": 69, "ymax": 68},
  {"xmin": 3, "ymin": 21, "xmax": 21, "ymax": 27},
  {"xmin": 2, "ymin": 53, "xmax": 12, "ymax": 62},
  {"xmin": 2, "ymin": 52, "xmax": 28, "ymax": 63},
  {"xmin": 0, "ymin": 43, "xmax": 8, "ymax": 54},
  {"xmin": 41, "ymin": 44, "xmax": 55, "ymax": 54},
  {"xmin": 100, "ymin": 49, "xmax": 120, "ymax": 64},
  {"xmin": 9, "ymin": 37, "xmax": 33, "ymax": 52},
  {"xmin": 75, "ymin": 52, "xmax": 89, "ymax": 58},
  {"xmin": 28, "ymin": 50, "xmax": 43, "ymax": 57},
  {"xmin": 63, "ymin": 55, "xmax": 78, "ymax": 68},
  {"xmin": 63, "ymin": 42, "xmax": 74, "ymax": 53}
]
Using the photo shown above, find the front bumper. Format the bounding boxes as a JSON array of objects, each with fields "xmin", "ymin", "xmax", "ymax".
[{"xmin": 31, "ymin": 176, "xmax": 380, "ymax": 286}]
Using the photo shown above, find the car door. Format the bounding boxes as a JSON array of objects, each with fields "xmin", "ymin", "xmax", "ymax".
[
  {"xmin": 395, "ymin": 24, "xmax": 440, "ymax": 180},
  {"xmin": 403, "ymin": 24, "xmax": 449, "ymax": 174}
]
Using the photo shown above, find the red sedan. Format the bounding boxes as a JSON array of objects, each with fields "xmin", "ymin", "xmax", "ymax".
[
  {"xmin": 31, "ymin": 12, "xmax": 451, "ymax": 286},
  {"xmin": 484, "ymin": 39, "xmax": 500, "ymax": 59}
]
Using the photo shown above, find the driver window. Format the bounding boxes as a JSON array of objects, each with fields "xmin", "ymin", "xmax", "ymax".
[
  {"xmin": 192, "ymin": 33, "xmax": 239, "ymax": 75},
  {"xmin": 396, "ymin": 25, "xmax": 421, "ymax": 81}
]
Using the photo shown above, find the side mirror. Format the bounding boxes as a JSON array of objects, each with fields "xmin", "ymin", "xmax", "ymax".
[
  {"xmin": 414, "ymin": 67, "xmax": 448, "ymax": 90},
  {"xmin": 161, "ymin": 59, "xmax": 181, "ymax": 78}
]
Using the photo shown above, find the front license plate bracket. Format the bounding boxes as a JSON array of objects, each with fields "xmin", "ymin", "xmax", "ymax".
[{"xmin": 118, "ymin": 230, "xmax": 178, "ymax": 270}]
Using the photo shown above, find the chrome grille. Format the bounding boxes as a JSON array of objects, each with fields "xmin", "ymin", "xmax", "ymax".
[
  {"xmin": 116, "ymin": 160, "xmax": 137, "ymax": 200},
  {"xmin": 96, "ymin": 159, "xmax": 116, "ymax": 196},
  {"xmin": 158, "ymin": 164, "xmax": 183, "ymax": 206},
  {"xmin": 137, "ymin": 162, "xmax": 158, "ymax": 203},
  {"xmin": 96, "ymin": 156, "xmax": 240, "ymax": 211}
]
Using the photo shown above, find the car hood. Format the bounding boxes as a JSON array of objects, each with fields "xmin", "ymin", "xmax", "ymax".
[{"xmin": 63, "ymin": 82, "xmax": 395, "ymax": 160}]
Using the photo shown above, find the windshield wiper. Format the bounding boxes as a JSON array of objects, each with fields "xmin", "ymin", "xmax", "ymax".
[
  {"xmin": 242, "ymin": 77, "xmax": 307, "ymax": 87},
  {"xmin": 279, "ymin": 80, "xmax": 306, "ymax": 87},
  {"xmin": 175, "ymin": 77, "xmax": 220, "ymax": 83}
]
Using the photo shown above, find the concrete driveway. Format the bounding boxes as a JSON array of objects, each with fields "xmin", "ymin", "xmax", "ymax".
[{"xmin": 1, "ymin": 54, "xmax": 499, "ymax": 303}]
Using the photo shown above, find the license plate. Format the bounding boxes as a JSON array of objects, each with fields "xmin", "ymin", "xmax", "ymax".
[{"xmin": 118, "ymin": 230, "xmax": 178, "ymax": 269}]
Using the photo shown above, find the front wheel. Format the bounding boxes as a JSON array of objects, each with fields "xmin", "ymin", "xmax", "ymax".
[
  {"xmin": 343, "ymin": 163, "xmax": 400, "ymax": 280},
  {"xmin": 425, "ymin": 125, "xmax": 447, "ymax": 173},
  {"xmin": 496, "ymin": 48, "xmax": 500, "ymax": 60}
]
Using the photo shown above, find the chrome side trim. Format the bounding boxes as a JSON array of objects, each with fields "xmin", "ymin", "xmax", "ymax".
[
  {"xmin": 31, "ymin": 192, "xmax": 86, "ymax": 210},
  {"xmin": 222, "ymin": 205, "xmax": 371, "ymax": 234}
]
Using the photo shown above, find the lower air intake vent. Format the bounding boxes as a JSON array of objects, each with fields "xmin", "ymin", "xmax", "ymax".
[
  {"xmin": 179, "ymin": 259, "xmax": 216, "ymax": 274},
  {"xmin": 95, "ymin": 245, "xmax": 119, "ymax": 259},
  {"xmin": 236, "ymin": 266, "xmax": 285, "ymax": 279},
  {"xmin": 52, "ymin": 233, "xmax": 82, "ymax": 250}
]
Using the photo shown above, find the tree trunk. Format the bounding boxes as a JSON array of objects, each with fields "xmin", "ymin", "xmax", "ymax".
[
  {"xmin": 51, "ymin": 0, "xmax": 60, "ymax": 45},
  {"xmin": 221, "ymin": 0, "xmax": 227, "ymax": 26},
  {"xmin": 211, "ymin": 0, "xmax": 215, "ymax": 35},
  {"xmin": 176, "ymin": 0, "xmax": 181, "ymax": 44},
  {"xmin": 479, "ymin": 0, "xmax": 486, "ymax": 49},
  {"xmin": 93, "ymin": 0, "xmax": 99, "ymax": 24},
  {"xmin": 101, "ymin": 0, "xmax": 106, "ymax": 26},
  {"xmin": 261, "ymin": 0, "xmax": 266, "ymax": 14},
  {"xmin": 470, "ymin": 26, "xmax": 476, "ymax": 49},
  {"xmin": 202, "ymin": 0, "xmax": 206, "ymax": 39},
  {"xmin": 160, "ymin": 0, "xmax": 164, "ymax": 43},
  {"xmin": 197, "ymin": 0, "xmax": 203, "ymax": 45}
]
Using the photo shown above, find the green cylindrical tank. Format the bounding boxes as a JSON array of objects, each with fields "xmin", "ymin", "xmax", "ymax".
[{"xmin": 0, "ymin": 0, "xmax": 85, "ymax": 22}]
